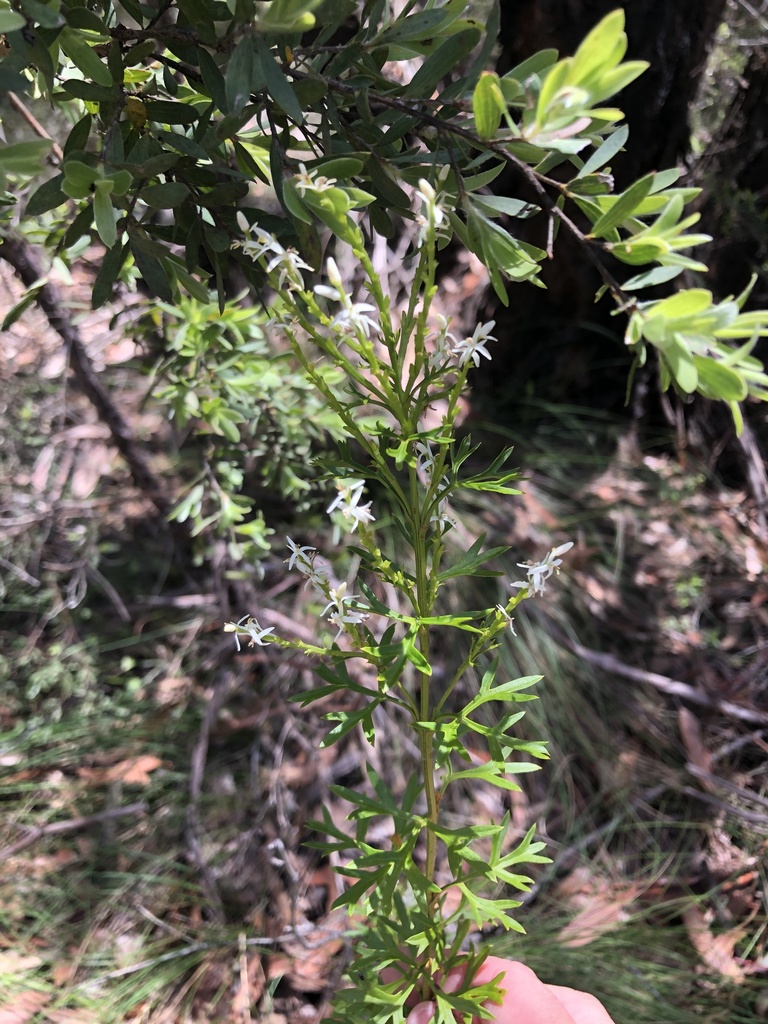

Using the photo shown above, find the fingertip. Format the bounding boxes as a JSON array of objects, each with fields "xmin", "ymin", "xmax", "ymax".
[{"xmin": 407, "ymin": 1000, "xmax": 436, "ymax": 1024}]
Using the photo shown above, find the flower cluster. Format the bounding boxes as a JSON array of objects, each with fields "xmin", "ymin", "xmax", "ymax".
[
  {"xmin": 512, "ymin": 541, "xmax": 574, "ymax": 596},
  {"xmin": 294, "ymin": 162, "xmax": 338, "ymax": 196},
  {"xmin": 285, "ymin": 538, "xmax": 369, "ymax": 640},
  {"xmin": 414, "ymin": 440, "xmax": 454, "ymax": 528},
  {"xmin": 223, "ymin": 615, "xmax": 275, "ymax": 651},
  {"xmin": 322, "ymin": 582, "xmax": 369, "ymax": 640},
  {"xmin": 451, "ymin": 321, "xmax": 497, "ymax": 367},
  {"xmin": 315, "ymin": 258, "xmax": 382, "ymax": 341},
  {"xmin": 233, "ymin": 215, "xmax": 312, "ymax": 291},
  {"xmin": 327, "ymin": 478, "xmax": 376, "ymax": 533}
]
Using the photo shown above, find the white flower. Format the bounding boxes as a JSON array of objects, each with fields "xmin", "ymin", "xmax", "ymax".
[
  {"xmin": 285, "ymin": 537, "xmax": 316, "ymax": 573},
  {"xmin": 331, "ymin": 302, "xmax": 382, "ymax": 339},
  {"xmin": 415, "ymin": 178, "xmax": 451, "ymax": 247},
  {"xmin": 285, "ymin": 537, "xmax": 329, "ymax": 592},
  {"xmin": 327, "ymin": 479, "xmax": 375, "ymax": 533},
  {"xmin": 325, "ymin": 256, "xmax": 343, "ymax": 289},
  {"xmin": 514, "ymin": 541, "xmax": 574, "ymax": 596},
  {"xmin": 451, "ymin": 321, "xmax": 497, "ymax": 368},
  {"xmin": 294, "ymin": 162, "xmax": 338, "ymax": 196},
  {"xmin": 322, "ymin": 582, "xmax": 369, "ymax": 639},
  {"xmin": 495, "ymin": 603, "xmax": 517, "ymax": 636},
  {"xmin": 429, "ymin": 315, "xmax": 458, "ymax": 372},
  {"xmin": 266, "ymin": 248, "xmax": 313, "ymax": 292},
  {"xmin": 224, "ymin": 615, "xmax": 276, "ymax": 651}
]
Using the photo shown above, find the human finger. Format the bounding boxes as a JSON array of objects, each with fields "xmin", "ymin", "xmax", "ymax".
[{"xmin": 546, "ymin": 984, "xmax": 617, "ymax": 1024}]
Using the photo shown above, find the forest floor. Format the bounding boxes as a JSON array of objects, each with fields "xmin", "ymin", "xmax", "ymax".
[{"xmin": 1, "ymin": 243, "xmax": 767, "ymax": 1024}]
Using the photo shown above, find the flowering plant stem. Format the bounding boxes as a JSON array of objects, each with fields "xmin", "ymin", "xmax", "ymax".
[{"xmin": 225, "ymin": 178, "xmax": 568, "ymax": 1024}]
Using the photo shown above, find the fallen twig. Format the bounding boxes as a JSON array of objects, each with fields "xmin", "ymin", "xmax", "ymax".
[
  {"xmin": 568, "ymin": 641, "xmax": 768, "ymax": 727},
  {"xmin": 185, "ymin": 671, "xmax": 240, "ymax": 923},
  {"xmin": 0, "ymin": 802, "xmax": 147, "ymax": 861},
  {"xmin": 0, "ymin": 233, "xmax": 174, "ymax": 519}
]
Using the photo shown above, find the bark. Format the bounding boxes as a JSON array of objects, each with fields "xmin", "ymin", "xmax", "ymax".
[{"xmin": 698, "ymin": 47, "xmax": 768, "ymax": 305}]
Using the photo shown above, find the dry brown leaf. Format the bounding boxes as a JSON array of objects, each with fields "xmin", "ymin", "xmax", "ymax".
[
  {"xmin": 45, "ymin": 1010, "xmax": 100, "ymax": 1024},
  {"xmin": 50, "ymin": 961, "xmax": 74, "ymax": 987},
  {"xmin": 78, "ymin": 755, "xmax": 163, "ymax": 787},
  {"xmin": 678, "ymin": 708, "xmax": 714, "ymax": 788},
  {"xmin": 0, "ymin": 954, "xmax": 42, "ymax": 974},
  {"xmin": 682, "ymin": 905, "xmax": 745, "ymax": 981},
  {"xmin": 69, "ymin": 443, "xmax": 116, "ymax": 499},
  {"xmin": 0, "ymin": 991, "xmax": 50, "ymax": 1024},
  {"xmin": 557, "ymin": 894, "xmax": 633, "ymax": 948}
]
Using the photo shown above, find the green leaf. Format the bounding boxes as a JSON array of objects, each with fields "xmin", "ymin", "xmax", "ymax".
[
  {"xmin": 437, "ymin": 534, "xmax": 508, "ymax": 582},
  {"xmin": 577, "ymin": 123, "xmax": 628, "ymax": 177},
  {"xmin": 662, "ymin": 334, "xmax": 697, "ymax": 394},
  {"xmin": 144, "ymin": 100, "xmax": 201, "ymax": 125},
  {"xmin": 464, "ymin": 675, "xmax": 542, "ymax": 714},
  {"xmin": 139, "ymin": 182, "xmax": 190, "ymax": 208},
  {"xmin": 469, "ymin": 195, "xmax": 538, "ymax": 220},
  {"xmin": 0, "ymin": 139, "xmax": 53, "ymax": 176},
  {"xmin": 25, "ymin": 173, "xmax": 67, "ymax": 215},
  {"xmin": 403, "ymin": 633, "xmax": 431, "ymax": 676},
  {"xmin": 570, "ymin": 8, "xmax": 626, "ymax": 82},
  {"xmin": 59, "ymin": 27, "xmax": 113, "ymax": 87},
  {"xmin": 404, "ymin": 27, "xmax": 481, "ymax": 97},
  {"xmin": 93, "ymin": 181, "xmax": 117, "ymax": 248},
  {"xmin": 0, "ymin": 10, "xmax": 25, "ymax": 31},
  {"xmin": 1, "ymin": 281, "xmax": 45, "ymax": 331},
  {"xmin": 256, "ymin": 37, "xmax": 304, "ymax": 124},
  {"xmin": 92, "ymin": 241, "xmax": 128, "ymax": 309},
  {"xmin": 693, "ymin": 356, "xmax": 747, "ymax": 402},
  {"xmin": 374, "ymin": 8, "xmax": 451, "ymax": 46},
  {"xmin": 64, "ymin": 7, "xmax": 108, "ymax": 33},
  {"xmin": 472, "ymin": 71, "xmax": 504, "ymax": 141},
  {"xmin": 226, "ymin": 36, "xmax": 257, "ymax": 115},
  {"xmin": 622, "ymin": 265, "xmax": 682, "ymax": 290},
  {"xmin": 130, "ymin": 240, "xmax": 173, "ymax": 301},
  {"xmin": 589, "ymin": 172, "xmax": 655, "ymax": 237}
]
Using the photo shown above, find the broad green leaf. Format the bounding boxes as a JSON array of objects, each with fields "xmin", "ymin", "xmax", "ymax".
[
  {"xmin": 374, "ymin": 8, "xmax": 451, "ymax": 46},
  {"xmin": 64, "ymin": 6, "xmax": 108, "ymax": 32},
  {"xmin": 226, "ymin": 36, "xmax": 257, "ymax": 115},
  {"xmin": 590, "ymin": 172, "xmax": 655, "ymax": 237},
  {"xmin": 693, "ymin": 357, "xmax": 747, "ymax": 402},
  {"xmin": 570, "ymin": 9, "xmax": 626, "ymax": 82},
  {"xmin": 0, "ymin": 9, "xmax": 25, "ymax": 31},
  {"xmin": 144, "ymin": 100, "xmax": 201, "ymax": 125},
  {"xmin": 130, "ymin": 241, "xmax": 173, "ymax": 301},
  {"xmin": 25, "ymin": 173, "xmax": 67, "ymax": 215},
  {"xmin": 648, "ymin": 288, "xmax": 713, "ymax": 321},
  {"xmin": 2, "ymin": 282, "xmax": 45, "ymax": 331},
  {"xmin": 93, "ymin": 181, "xmax": 117, "ymax": 248},
  {"xmin": 59, "ymin": 27, "xmax": 113, "ymax": 87},
  {"xmin": 140, "ymin": 182, "xmax": 190, "ymax": 208},
  {"xmin": 472, "ymin": 71, "xmax": 504, "ymax": 141},
  {"xmin": 92, "ymin": 241, "xmax": 128, "ymax": 309},
  {"xmin": 662, "ymin": 334, "xmax": 697, "ymax": 393},
  {"xmin": 404, "ymin": 27, "xmax": 481, "ymax": 97},
  {"xmin": 578, "ymin": 123, "xmax": 628, "ymax": 177},
  {"xmin": 623, "ymin": 265, "xmax": 682, "ymax": 290},
  {"xmin": 0, "ymin": 139, "xmax": 53, "ymax": 177},
  {"xmin": 257, "ymin": 37, "xmax": 304, "ymax": 123}
]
